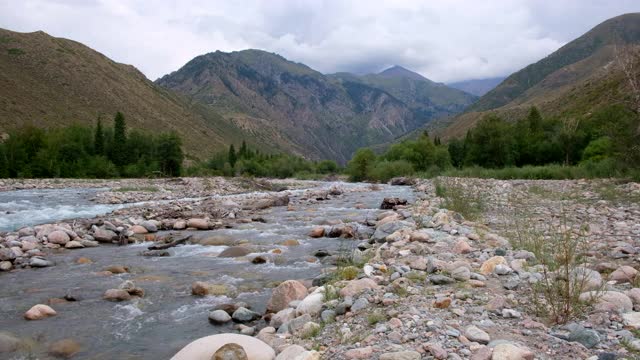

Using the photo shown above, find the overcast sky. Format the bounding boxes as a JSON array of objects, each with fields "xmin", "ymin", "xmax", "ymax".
[{"xmin": 1, "ymin": 0, "xmax": 638, "ymax": 83}]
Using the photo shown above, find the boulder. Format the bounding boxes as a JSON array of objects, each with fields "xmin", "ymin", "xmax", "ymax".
[
  {"xmin": 296, "ymin": 292, "xmax": 324, "ymax": 316},
  {"xmin": 29, "ymin": 257, "xmax": 53, "ymax": 267},
  {"xmin": 24, "ymin": 304, "xmax": 57, "ymax": 320},
  {"xmin": 491, "ymin": 343, "xmax": 534, "ymax": 360},
  {"xmin": 191, "ymin": 282, "xmax": 237, "ymax": 297},
  {"xmin": 309, "ymin": 227, "xmax": 325, "ymax": 238},
  {"xmin": 173, "ymin": 220, "xmax": 187, "ymax": 230},
  {"xmin": 0, "ymin": 248, "xmax": 16, "ymax": 261},
  {"xmin": 275, "ymin": 345, "xmax": 306, "ymax": 360},
  {"xmin": 103, "ymin": 289, "xmax": 132, "ymax": 302},
  {"xmin": 480, "ymin": 256, "xmax": 507, "ymax": 275},
  {"xmin": 270, "ymin": 308, "xmax": 296, "ymax": 328},
  {"xmin": 464, "ymin": 325, "xmax": 490, "ymax": 344},
  {"xmin": 232, "ymin": 307, "xmax": 261, "ymax": 323},
  {"xmin": 140, "ymin": 221, "xmax": 158, "ymax": 233},
  {"xmin": 372, "ymin": 221, "xmax": 414, "ymax": 242},
  {"xmin": 380, "ymin": 198, "xmax": 408, "ymax": 209},
  {"xmin": 267, "ymin": 280, "xmax": 308, "ymax": 313},
  {"xmin": 580, "ymin": 291, "xmax": 633, "ymax": 313},
  {"xmin": 622, "ymin": 312, "xmax": 640, "ymax": 329},
  {"xmin": 0, "ymin": 332, "xmax": 21, "ymax": 353},
  {"xmin": 47, "ymin": 230, "xmax": 70, "ymax": 245},
  {"xmin": 130, "ymin": 225, "xmax": 148, "ymax": 234},
  {"xmin": 187, "ymin": 218, "xmax": 209, "ymax": 230},
  {"xmin": 610, "ymin": 265, "xmax": 638, "ymax": 283},
  {"xmin": 219, "ymin": 247, "xmax": 252, "ymax": 258},
  {"xmin": 339, "ymin": 278, "xmax": 379, "ymax": 298},
  {"xmin": 48, "ymin": 339, "xmax": 81, "ymax": 359},
  {"xmin": 571, "ymin": 267, "xmax": 602, "ymax": 291},
  {"xmin": 0, "ymin": 261, "xmax": 12, "ymax": 271},
  {"xmin": 93, "ymin": 228, "xmax": 117, "ymax": 242},
  {"xmin": 65, "ymin": 241, "xmax": 84, "ymax": 249},
  {"xmin": 213, "ymin": 343, "xmax": 248, "ymax": 360},
  {"xmin": 170, "ymin": 334, "xmax": 275, "ymax": 360}
]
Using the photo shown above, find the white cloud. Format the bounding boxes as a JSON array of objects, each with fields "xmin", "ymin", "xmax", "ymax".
[{"xmin": 0, "ymin": 0, "xmax": 637, "ymax": 82}]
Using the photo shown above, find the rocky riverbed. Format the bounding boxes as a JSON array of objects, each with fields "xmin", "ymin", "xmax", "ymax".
[{"xmin": 1, "ymin": 177, "xmax": 640, "ymax": 360}]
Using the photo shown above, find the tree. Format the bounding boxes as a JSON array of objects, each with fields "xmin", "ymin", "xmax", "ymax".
[
  {"xmin": 239, "ymin": 140, "xmax": 248, "ymax": 159},
  {"xmin": 346, "ymin": 148, "xmax": 376, "ymax": 181},
  {"xmin": 94, "ymin": 117, "xmax": 104, "ymax": 156},
  {"xmin": 111, "ymin": 112, "xmax": 128, "ymax": 167},
  {"xmin": 156, "ymin": 132, "xmax": 183, "ymax": 176},
  {"xmin": 228, "ymin": 144, "xmax": 237, "ymax": 167}
]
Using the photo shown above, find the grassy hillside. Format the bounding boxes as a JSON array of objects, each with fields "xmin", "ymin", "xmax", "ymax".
[{"xmin": 0, "ymin": 29, "xmax": 284, "ymax": 159}]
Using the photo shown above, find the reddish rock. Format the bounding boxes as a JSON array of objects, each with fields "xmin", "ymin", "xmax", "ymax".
[
  {"xmin": 267, "ymin": 280, "xmax": 308, "ymax": 313},
  {"xmin": 24, "ymin": 304, "xmax": 57, "ymax": 320}
]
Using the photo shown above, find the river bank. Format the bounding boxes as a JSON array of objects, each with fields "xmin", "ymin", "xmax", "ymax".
[{"xmin": 2, "ymin": 177, "xmax": 640, "ymax": 359}]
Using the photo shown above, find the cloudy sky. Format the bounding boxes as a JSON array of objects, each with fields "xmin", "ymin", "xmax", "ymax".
[{"xmin": 0, "ymin": 0, "xmax": 638, "ymax": 83}]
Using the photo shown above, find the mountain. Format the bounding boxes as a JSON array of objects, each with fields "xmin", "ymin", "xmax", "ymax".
[
  {"xmin": 329, "ymin": 66, "xmax": 477, "ymax": 120},
  {"xmin": 448, "ymin": 77, "xmax": 506, "ymax": 96},
  {"xmin": 440, "ymin": 13, "xmax": 640, "ymax": 139},
  {"xmin": 157, "ymin": 53, "xmax": 474, "ymax": 163},
  {"xmin": 0, "ymin": 29, "xmax": 300, "ymax": 158}
]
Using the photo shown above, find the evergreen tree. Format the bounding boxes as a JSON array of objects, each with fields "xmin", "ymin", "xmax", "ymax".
[
  {"xmin": 157, "ymin": 132, "xmax": 183, "ymax": 176},
  {"xmin": 228, "ymin": 144, "xmax": 237, "ymax": 167},
  {"xmin": 94, "ymin": 117, "xmax": 104, "ymax": 155},
  {"xmin": 239, "ymin": 140, "xmax": 248, "ymax": 159},
  {"xmin": 111, "ymin": 112, "xmax": 128, "ymax": 167}
]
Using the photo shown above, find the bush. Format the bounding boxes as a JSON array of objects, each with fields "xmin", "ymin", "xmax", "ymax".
[{"xmin": 367, "ymin": 160, "xmax": 414, "ymax": 182}]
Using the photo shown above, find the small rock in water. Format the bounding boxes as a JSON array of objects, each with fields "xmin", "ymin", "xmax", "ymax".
[
  {"xmin": 103, "ymin": 289, "xmax": 131, "ymax": 302},
  {"xmin": 232, "ymin": 307, "xmax": 260, "ymax": 323},
  {"xmin": 48, "ymin": 338, "xmax": 81, "ymax": 359},
  {"xmin": 209, "ymin": 310, "xmax": 232, "ymax": 324},
  {"xmin": 24, "ymin": 304, "xmax": 57, "ymax": 320},
  {"xmin": 30, "ymin": 257, "xmax": 53, "ymax": 268}
]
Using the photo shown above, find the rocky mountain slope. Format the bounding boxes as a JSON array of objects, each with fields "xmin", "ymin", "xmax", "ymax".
[
  {"xmin": 157, "ymin": 52, "xmax": 475, "ymax": 163},
  {"xmin": 0, "ymin": 29, "xmax": 305, "ymax": 159},
  {"xmin": 448, "ymin": 77, "xmax": 506, "ymax": 96},
  {"xmin": 438, "ymin": 13, "xmax": 640, "ymax": 139}
]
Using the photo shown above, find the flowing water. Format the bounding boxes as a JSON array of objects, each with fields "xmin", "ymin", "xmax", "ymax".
[{"xmin": 0, "ymin": 182, "xmax": 414, "ymax": 359}]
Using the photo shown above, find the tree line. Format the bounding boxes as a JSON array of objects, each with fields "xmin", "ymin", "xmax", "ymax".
[
  {"xmin": 0, "ymin": 112, "xmax": 184, "ymax": 178},
  {"xmin": 346, "ymin": 104, "xmax": 640, "ymax": 181}
]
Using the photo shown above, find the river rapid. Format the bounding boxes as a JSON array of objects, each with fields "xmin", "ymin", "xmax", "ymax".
[{"xmin": 0, "ymin": 182, "xmax": 414, "ymax": 359}]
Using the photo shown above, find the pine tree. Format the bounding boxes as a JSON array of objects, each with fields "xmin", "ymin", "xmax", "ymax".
[
  {"xmin": 239, "ymin": 140, "xmax": 247, "ymax": 159},
  {"xmin": 228, "ymin": 144, "xmax": 237, "ymax": 167},
  {"xmin": 111, "ymin": 112, "xmax": 128, "ymax": 167},
  {"xmin": 94, "ymin": 117, "xmax": 104, "ymax": 155}
]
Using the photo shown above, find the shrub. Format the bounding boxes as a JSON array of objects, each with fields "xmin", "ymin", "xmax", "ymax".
[{"xmin": 367, "ymin": 160, "xmax": 414, "ymax": 182}]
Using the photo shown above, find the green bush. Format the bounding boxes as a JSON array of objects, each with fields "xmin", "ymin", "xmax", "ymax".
[{"xmin": 367, "ymin": 160, "xmax": 414, "ymax": 182}]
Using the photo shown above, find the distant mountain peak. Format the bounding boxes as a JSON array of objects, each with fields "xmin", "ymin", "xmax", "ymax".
[{"xmin": 378, "ymin": 65, "xmax": 429, "ymax": 81}]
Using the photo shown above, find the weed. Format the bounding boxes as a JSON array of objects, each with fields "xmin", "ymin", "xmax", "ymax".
[
  {"xmin": 7, "ymin": 48, "xmax": 25, "ymax": 55},
  {"xmin": 366, "ymin": 311, "xmax": 387, "ymax": 326},
  {"xmin": 433, "ymin": 177, "xmax": 485, "ymax": 221}
]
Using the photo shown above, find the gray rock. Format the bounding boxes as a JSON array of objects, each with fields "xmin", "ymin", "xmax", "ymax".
[
  {"xmin": 139, "ymin": 221, "xmax": 158, "ymax": 233},
  {"xmin": 29, "ymin": 257, "xmax": 53, "ymax": 267},
  {"xmin": 351, "ymin": 298, "xmax": 369, "ymax": 313},
  {"xmin": 451, "ymin": 266, "xmax": 471, "ymax": 281},
  {"xmin": 568, "ymin": 326, "xmax": 600, "ymax": 349},
  {"xmin": 286, "ymin": 314, "xmax": 312, "ymax": 335},
  {"xmin": 429, "ymin": 275, "xmax": 455, "ymax": 285},
  {"xmin": 372, "ymin": 221, "xmax": 415, "ymax": 243},
  {"xmin": 0, "ymin": 248, "xmax": 16, "ymax": 261},
  {"xmin": 208, "ymin": 310, "xmax": 232, "ymax": 324},
  {"xmin": 464, "ymin": 325, "xmax": 490, "ymax": 344},
  {"xmin": 232, "ymin": 307, "xmax": 260, "ymax": 323},
  {"xmin": 321, "ymin": 309, "xmax": 336, "ymax": 323}
]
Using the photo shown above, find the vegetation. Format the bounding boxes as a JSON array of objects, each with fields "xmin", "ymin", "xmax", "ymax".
[
  {"xmin": 346, "ymin": 104, "xmax": 640, "ymax": 181},
  {"xmin": 0, "ymin": 113, "xmax": 184, "ymax": 178},
  {"xmin": 346, "ymin": 132, "xmax": 451, "ymax": 182},
  {"xmin": 186, "ymin": 141, "xmax": 339, "ymax": 179},
  {"xmin": 434, "ymin": 178, "xmax": 485, "ymax": 221}
]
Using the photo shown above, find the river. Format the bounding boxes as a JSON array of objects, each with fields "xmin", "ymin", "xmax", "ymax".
[{"xmin": 0, "ymin": 182, "xmax": 414, "ymax": 359}]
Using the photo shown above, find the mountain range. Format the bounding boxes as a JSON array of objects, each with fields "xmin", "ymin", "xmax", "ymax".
[
  {"xmin": 1, "ymin": 12, "xmax": 639, "ymax": 163},
  {"xmin": 437, "ymin": 12, "xmax": 640, "ymax": 140}
]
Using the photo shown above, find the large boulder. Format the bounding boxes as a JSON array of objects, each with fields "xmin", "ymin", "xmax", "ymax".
[
  {"xmin": 93, "ymin": 228, "xmax": 117, "ymax": 242},
  {"xmin": 47, "ymin": 230, "xmax": 70, "ymax": 245},
  {"xmin": 170, "ymin": 334, "xmax": 275, "ymax": 360},
  {"xmin": 267, "ymin": 280, "xmax": 308, "ymax": 313},
  {"xmin": 339, "ymin": 278, "xmax": 379, "ymax": 298},
  {"xmin": 187, "ymin": 218, "xmax": 209, "ymax": 230},
  {"xmin": 580, "ymin": 291, "xmax": 633, "ymax": 313}
]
